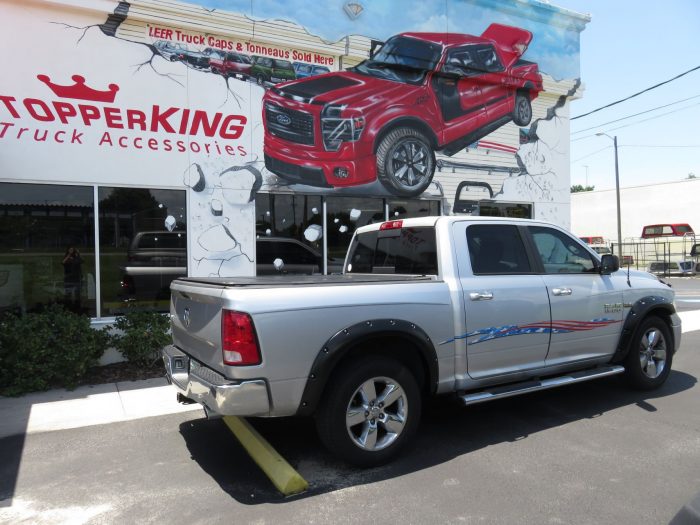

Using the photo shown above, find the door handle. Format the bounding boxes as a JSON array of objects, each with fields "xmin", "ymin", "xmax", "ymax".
[
  {"xmin": 469, "ymin": 291, "xmax": 493, "ymax": 301},
  {"xmin": 552, "ymin": 287, "xmax": 573, "ymax": 296}
]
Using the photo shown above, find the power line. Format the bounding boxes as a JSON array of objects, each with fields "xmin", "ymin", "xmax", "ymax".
[
  {"xmin": 571, "ymin": 64, "xmax": 700, "ymax": 120},
  {"xmin": 572, "ymin": 146, "xmax": 610, "ymax": 163},
  {"xmin": 571, "ymin": 93, "xmax": 700, "ymax": 135},
  {"xmin": 571, "ymin": 101, "xmax": 700, "ymax": 142},
  {"xmin": 605, "ymin": 101, "xmax": 700, "ymax": 133},
  {"xmin": 572, "ymin": 143, "xmax": 700, "ymax": 163}
]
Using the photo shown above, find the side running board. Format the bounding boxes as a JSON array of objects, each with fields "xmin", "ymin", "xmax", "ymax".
[{"xmin": 460, "ymin": 365, "xmax": 625, "ymax": 406}]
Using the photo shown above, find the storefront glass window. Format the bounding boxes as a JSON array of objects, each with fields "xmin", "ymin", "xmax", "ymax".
[
  {"xmin": 98, "ymin": 188, "xmax": 186, "ymax": 316},
  {"xmin": 254, "ymin": 193, "xmax": 327, "ymax": 274},
  {"xmin": 326, "ymin": 197, "xmax": 385, "ymax": 262},
  {"xmin": 0, "ymin": 183, "xmax": 96, "ymax": 316},
  {"xmin": 389, "ymin": 200, "xmax": 440, "ymax": 219}
]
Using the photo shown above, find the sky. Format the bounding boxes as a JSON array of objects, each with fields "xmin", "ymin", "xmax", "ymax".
[{"xmin": 556, "ymin": 0, "xmax": 700, "ymax": 191}]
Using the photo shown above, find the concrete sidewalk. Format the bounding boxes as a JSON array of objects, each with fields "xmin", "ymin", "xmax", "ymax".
[
  {"xmin": 0, "ymin": 377, "xmax": 201, "ymax": 439},
  {"xmin": 1, "ymin": 309, "xmax": 698, "ymax": 440}
]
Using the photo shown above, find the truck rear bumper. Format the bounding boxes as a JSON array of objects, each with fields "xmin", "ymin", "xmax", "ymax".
[{"xmin": 162, "ymin": 345, "xmax": 270, "ymax": 417}]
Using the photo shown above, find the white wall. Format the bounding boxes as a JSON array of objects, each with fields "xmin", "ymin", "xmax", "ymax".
[{"xmin": 571, "ymin": 178, "xmax": 700, "ymax": 241}]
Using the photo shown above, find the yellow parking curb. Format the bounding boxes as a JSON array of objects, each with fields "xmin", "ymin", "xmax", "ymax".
[{"xmin": 223, "ymin": 416, "xmax": 309, "ymax": 496}]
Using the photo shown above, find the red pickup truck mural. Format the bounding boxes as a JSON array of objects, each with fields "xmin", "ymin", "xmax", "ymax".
[{"xmin": 263, "ymin": 23, "xmax": 543, "ymax": 197}]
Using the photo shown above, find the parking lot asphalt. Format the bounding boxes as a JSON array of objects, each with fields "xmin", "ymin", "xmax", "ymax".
[{"xmin": 1, "ymin": 330, "xmax": 699, "ymax": 524}]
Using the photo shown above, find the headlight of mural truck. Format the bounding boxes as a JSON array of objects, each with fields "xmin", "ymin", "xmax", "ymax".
[{"xmin": 262, "ymin": 23, "xmax": 542, "ymax": 198}]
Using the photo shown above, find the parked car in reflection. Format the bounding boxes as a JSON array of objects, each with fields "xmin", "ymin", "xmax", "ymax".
[
  {"xmin": 257, "ymin": 236, "xmax": 342, "ymax": 275},
  {"xmin": 119, "ymin": 232, "xmax": 341, "ymax": 301}
]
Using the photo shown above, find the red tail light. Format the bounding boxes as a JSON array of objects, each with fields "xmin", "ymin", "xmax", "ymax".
[
  {"xmin": 221, "ymin": 310, "xmax": 261, "ymax": 366},
  {"xmin": 380, "ymin": 220, "xmax": 403, "ymax": 230}
]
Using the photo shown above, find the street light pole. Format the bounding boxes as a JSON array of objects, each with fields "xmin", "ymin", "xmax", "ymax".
[
  {"xmin": 612, "ymin": 136, "xmax": 622, "ymax": 256},
  {"xmin": 596, "ymin": 132, "xmax": 623, "ymax": 256}
]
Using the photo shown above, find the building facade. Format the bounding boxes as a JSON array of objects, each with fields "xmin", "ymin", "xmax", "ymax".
[{"xmin": 0, "ymin": 0, "xmax": 588, "ymax": 320}]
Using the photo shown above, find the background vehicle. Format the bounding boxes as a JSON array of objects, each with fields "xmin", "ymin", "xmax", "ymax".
[
  {"xmin": 164, "ymin": 216, "xmax": 681, "ymax": 467},
  {"xmin": 263, "ymin": 24, "xmax": 542, "ymax": 197},
  {"xmin": 180, "ymin": 46, "xmax": 210, "ymax": 69},
  {"xmin": 579, "ymin": 236, "xmax": 606, "ymax": 245},
  {"xmin": 251, "ymin": 56, "xmax": 296, "ymax": 85},
  {"xmin": 152, "ymin": 40, "xmax": 187, "ymax": 62},
  {"xmin": 293, "ymin": 62, "xmax": 331, "ymax": 78},
  {"xmin": 209, "ymin": 51, "xmax": 252, "ymax": 79},
  {"xmin": 120, "ymin": 233, "xmax": 339, "ymax": 301},
  {"xmin": 646, "ymin": 260, "xmax": 696, "ymax": 277},
  {"xmin": 641, "ymin": 223, "xmax": 694, "ymax": 238}
]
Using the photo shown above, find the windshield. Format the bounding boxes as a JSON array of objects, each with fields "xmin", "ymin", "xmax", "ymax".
[{"xmin": 352, "ymin": 36, "xmax": 441, "ymax": 84}]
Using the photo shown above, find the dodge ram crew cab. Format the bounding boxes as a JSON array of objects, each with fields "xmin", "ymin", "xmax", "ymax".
[
  {"xmin": 262, "ymin": 23, "xmax": 542, "ymax": 198},
  {"xmin": 163, "ymin": 217, "xmax": 682, "ymax": 466}
]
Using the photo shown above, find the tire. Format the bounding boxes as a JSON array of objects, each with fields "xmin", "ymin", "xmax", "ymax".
[
  {"xmin": 623, "ymin": 315, "xmax": 673, "ymax": 390},
  {"xmin": 512, "ymin": 92, "xmax": 533, "ymax": 126},
  {"xmin": 376, "ymin": 127, "xmax": 435, "ymax": 198},
  {"xmin": 315, "ymin": 356, "xmax": 421, "ymax": 467},
  {"xmin": 257, "ymin": 74, "xmax": 266, "ymax": 86}
]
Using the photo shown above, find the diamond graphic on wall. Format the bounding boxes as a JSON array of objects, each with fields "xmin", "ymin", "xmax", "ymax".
[{"xmin": 343, "ymin": 2, "xmax": 363, "ymax": 19}]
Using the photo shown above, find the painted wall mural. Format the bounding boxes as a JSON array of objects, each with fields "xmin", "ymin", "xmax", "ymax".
[{"xmin": 0, "ymin": 0, "xmax": 587, "ymax": 278}]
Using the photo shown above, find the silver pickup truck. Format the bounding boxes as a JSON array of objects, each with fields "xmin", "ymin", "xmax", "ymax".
[{"xmin": 164, "ymin": 216, "xmax": 682, "ymax": 466}]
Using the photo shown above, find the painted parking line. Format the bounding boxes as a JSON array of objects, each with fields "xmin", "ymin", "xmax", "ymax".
[
  {"xmin": 223, "ymin": 416, "xmax": 308, "ymax": 496},
  {"xmin": 678, "ymin": 310, "xmax": 700, "ymax": 333}
]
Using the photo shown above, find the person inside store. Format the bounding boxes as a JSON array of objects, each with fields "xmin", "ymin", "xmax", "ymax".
[{"xmin": 62, "ymin": 246, "xmax": 83, "ymax": 312}]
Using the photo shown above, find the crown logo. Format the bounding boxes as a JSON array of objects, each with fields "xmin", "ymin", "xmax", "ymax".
[{"xmin": 37, "ymin": 74, "xmax": 119, "ymax": 103}]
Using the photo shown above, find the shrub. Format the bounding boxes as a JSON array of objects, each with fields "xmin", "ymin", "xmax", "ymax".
[
  {"xmin": 110, "ymin": 310, "xmax": 170, "ymax": 367},
  {"xmin": 0, "ymin": 305, "xmax": 109, "ymax": 396}
]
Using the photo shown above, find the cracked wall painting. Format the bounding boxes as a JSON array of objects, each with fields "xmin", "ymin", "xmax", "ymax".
[{"xmin": 0, "ymin": 0, "xmax": 585, "ymax": 277}]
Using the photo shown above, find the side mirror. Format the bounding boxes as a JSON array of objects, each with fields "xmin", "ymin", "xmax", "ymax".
[{"xmin": 600, "ymin": 254, "xmax": 620, "ymax": 275}]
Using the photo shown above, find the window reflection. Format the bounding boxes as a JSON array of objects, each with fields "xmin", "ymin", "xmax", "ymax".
[
  {"xmin": 254, "ymin": 193, "xmax": 329, "ymax": 274},
  {"xmin": 99, "ymin": 188, "xmax": 186, "ymax": 315},
  {"xmin": 0, "ymin": 183, "xmax": 96, "ymax": 316},
  {"xmin": 389, "ymin": 200, "xmax": 440, "ymax": 219},
  {"xmin": 326, "ymin": 197, "xmax": 385, "ymax": 261}
]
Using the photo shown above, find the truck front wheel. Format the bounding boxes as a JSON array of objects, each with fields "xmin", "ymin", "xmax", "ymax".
[
  {"xmin": 513, "ymin": 92, "xmax": 533, "ymax": 126},
  {"xmin": 315, "ymin": 356, "xmax": 421, "ymax": 467},
  {"xmin": 624, "ymin": 315, "xmax": 673, "ymax": 390},
  {"xmin": 376, "ymin": 127, "xmax": 435, "ymax": 198}
]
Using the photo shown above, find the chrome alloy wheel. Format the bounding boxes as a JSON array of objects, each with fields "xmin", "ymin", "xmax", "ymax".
[
  {"xmin": 390, "ymin": 140, "xmax": 430, "ymax": 190},
  {"xmin": 639, "ymin": 328, "xmax": 667, "ymax": 379},
  {"xmin": 345, "ymin": 376, "xmax": 407, "ymax": 451}
]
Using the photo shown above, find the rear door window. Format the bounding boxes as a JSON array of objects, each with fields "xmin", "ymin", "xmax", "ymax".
[
  {"xmin": 347, "ymin": 227, "xmax": 437, "ymax": 274},
  {"xmin": 466, "ymin": 224, "xmax": 531, "ymax": 274}
]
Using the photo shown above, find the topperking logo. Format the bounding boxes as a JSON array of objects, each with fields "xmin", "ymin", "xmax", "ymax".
[{"xmin": 0, "ymin": 74, "xmax": 248, "ymax": 157}]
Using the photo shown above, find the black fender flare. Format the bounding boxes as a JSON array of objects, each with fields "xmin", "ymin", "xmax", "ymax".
[
  {"xmin": 611, "ymin": 296, "xmax": 677, "ymax": 363},
  {"xmin": 296, "ymin": 319, "xmax": 439, "ymax": 416}
]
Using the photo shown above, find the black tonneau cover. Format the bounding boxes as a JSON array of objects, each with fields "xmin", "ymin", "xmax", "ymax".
[{"xmin": 174, "ymin": 274, "xmax": 436, "ymax": 288}]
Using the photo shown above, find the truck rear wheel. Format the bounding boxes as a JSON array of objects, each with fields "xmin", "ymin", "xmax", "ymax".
[
  {"xmin": 376, "ymin": 127, "xmax": 435, "ymax": 198},
  {"xmin": 513, "ymin": 92, "xmax": 532, "ymax": 126},
  {"xmin": 624, "ymin": 315, "xmax": 673, "ymax": 390},
  {"xmin": 315, "ymin": 356, "xmax": 421, "ymax": 467}
]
